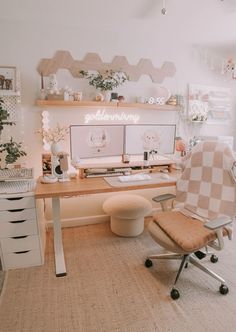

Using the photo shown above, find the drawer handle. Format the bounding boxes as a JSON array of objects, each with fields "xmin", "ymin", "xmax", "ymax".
[
  {"xmin": 12, "ymin": 235, "xmax": 28, "ymax": 239},
  {"xmin": 14, "ymin": 250, "xmax": 30, "ymax": 254},
  {"xmin": 7, "ymin": 197, "xmax": 24, "ymax": 201},
  {"xmin": 10, "ymin": 220, "xmax": 26, "ymax": 224},
  {"xmin": 8, "ymin": 209, "xmax": 24, "ymax": 212}
]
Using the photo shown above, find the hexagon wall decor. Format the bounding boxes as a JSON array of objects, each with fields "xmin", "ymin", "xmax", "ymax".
[{"xmin": 37, "ymin": 50, "xmax": 176, "ymax": 83}]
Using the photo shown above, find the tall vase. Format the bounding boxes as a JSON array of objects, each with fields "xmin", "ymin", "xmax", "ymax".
[{"xmin": 51, "ymin": 142, "xmax": 62, "ymax": 156}]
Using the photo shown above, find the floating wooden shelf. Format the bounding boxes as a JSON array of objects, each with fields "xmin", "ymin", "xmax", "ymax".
[{"xmin": 35, "ymin": 99, "xmax": 180, "ymax": 111}]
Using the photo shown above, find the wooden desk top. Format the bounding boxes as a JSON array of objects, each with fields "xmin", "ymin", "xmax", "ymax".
[{"xmin": 35, "ymin": 170, "xmax": 180, "ymax": 199}]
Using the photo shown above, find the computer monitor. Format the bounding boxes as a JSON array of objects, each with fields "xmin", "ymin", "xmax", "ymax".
[
  {"xmin": 70, "ymin": 125, "xmax": 124, "ymax": 159},
  {"xmin": 124, "ymin": 124, "xmax": 176, "ymax": 155}
]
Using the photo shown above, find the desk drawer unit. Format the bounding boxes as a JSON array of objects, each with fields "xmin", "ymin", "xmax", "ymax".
[
  {"xmin": 1, "ymin": 235, "xmax": 40, "ymax": 253},
  {"xmin": 3, "ymin": 250, "xmax": 42, "ymax": 270},
  {"xmin": 0, "ymin": 219, "xmax": 38, "ymax": 238},
  {"xmin": 0, "ymin": 196, "xmax": 35, "ymax": 211},
  {"xmin": 0, "ymin": 208, "xmax": 36, "ymax": 222},
  {"xmin": 0, "ymin": 194, "xmax": 44, "ymax": 270}
]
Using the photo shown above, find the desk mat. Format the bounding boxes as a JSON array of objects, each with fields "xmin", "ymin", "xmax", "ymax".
[{"xmin": 104, "ymin": 173, "xmax": 177, "ymax": 187}]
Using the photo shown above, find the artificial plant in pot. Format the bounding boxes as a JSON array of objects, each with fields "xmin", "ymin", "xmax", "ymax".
[
  {"xmin": 79, "ymin": 69, "xmax": 128, "ymax": 101},
  {"xmin": 0, "ymin": 98, "xmax": 26, "ymax": 168}
]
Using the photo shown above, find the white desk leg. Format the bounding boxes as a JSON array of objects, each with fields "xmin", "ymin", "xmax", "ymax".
[{"xmin": 52, "ymin": 197, "xmax": 67, "ymax": 277}]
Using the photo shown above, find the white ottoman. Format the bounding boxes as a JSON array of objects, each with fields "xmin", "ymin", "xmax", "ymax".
[{"xmin": 103, "ymin": 194, "xmax": 152, "ymax": 237}]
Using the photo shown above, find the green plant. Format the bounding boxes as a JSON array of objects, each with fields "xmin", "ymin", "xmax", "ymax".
[
  {"xmin": 0, "ymin": 98, "xmax": 15, "ymax": 134},
  {"xmin": 79, "ymin": 69, "xmax": 128, "ymax": 91},
  {"xmin": 0, "ymin": 98, "xmax": 26, "ymax": 167},
  {"xmin": 0, "ymin": 137, "xmax": 26, "ymax": 164}
]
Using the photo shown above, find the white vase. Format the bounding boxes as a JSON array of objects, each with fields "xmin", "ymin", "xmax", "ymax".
[
  {"xmin": 51, "ymin": 142, "xmax": 61, "ymax": 155},
  {"xmin": 101, "ymin": 90, "xmax": 111, "ymax": 102}
]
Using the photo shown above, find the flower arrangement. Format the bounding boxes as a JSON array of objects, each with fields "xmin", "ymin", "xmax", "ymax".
[
  {"xmin": 37, "ymin": 124, "xmax": 69, "ymax": 144},
  {"xmin": 175, "ymin": 137, "xmax": 186, "ymax": 157},
  {"xmin": 79, "ymin": 69, "xmax": 128, "ymax": 91}
]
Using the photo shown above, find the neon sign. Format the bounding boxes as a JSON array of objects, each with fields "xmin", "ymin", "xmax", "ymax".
[{"xmin": 84, "ymin": 109, "xmax": 140, "ymax": 124}]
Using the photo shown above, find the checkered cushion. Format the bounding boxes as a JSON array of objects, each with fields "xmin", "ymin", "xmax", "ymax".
[{"xmin": 176, "ymin": 141, "xmax": 236, "ymax": 220}]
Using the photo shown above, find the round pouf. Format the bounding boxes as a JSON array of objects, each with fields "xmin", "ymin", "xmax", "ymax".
[{"xmin": 103, "ymin": 194, "xmax": 152, "ymax": 237}]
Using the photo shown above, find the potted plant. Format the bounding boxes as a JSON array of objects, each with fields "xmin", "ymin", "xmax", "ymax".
[
  {"xmin": 79, "ymin": 69, "xmax": 128, "ymax": 101},
  {"xmin": 0, "ymin": 98, "xmax": 26, "ymax": 168}
]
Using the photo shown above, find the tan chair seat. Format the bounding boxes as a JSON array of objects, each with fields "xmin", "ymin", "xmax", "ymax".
[{"xmin": 153, "ymin": 211, "xmax": 219, "ymax": 252}]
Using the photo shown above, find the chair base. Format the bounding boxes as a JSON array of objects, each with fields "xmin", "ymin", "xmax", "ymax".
[{"xmin": 145, "ymin": 252, "xmax": 228, "ymax": 299}]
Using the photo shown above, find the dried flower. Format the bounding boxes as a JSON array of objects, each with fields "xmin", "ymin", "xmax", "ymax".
[{"xmin": 36, "ymin": 124, "xmax": 69, "ymax": 144}]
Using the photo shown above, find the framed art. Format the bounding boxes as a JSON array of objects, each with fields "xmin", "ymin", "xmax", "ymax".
[
  {"xmin": 0, "ymin": 66, "xmax": 16, "ymax": 92},
  {"xmin": 42, "ymin": 153, "xmax": 52, "ymax": 175}
]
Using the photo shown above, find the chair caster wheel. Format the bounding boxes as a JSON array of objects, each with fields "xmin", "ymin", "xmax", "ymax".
[
  {"xmin": 210, "ymin": 254, "xmax": 218, "ymax": 263},
  {"xmin": 170, "ymin": 288, "xmax": 180, "ymax": 300},
  {"xmin": 219, "ymin": 284, "xmax": 229, "ymax": 295},
  {"xmin": 145, "ymin": 259, "xmax": 153, "ymax": 268}
]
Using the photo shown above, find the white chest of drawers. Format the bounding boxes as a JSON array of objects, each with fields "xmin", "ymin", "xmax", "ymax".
[{"xmin": 0, "ymin": 192, "xmax": 45, "ymax": 270}]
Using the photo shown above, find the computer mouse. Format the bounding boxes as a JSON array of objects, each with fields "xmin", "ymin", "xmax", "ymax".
[{"xmin": 161, "ymin": 173, "xmax": 170, "ymax": 180}]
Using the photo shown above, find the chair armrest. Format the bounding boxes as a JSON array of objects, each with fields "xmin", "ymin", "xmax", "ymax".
[
  {"xmin": 204, "ymin": 216, "xmax": 232, "ymax": 230},
  {"xmin": 152, "ymin": 193, "xmax": 176, "ymax": 212},
  {"xmin": 152, "ymin": 193, "xmax": 176, "ymax": 203}
]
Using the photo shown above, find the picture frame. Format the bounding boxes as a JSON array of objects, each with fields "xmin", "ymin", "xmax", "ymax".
[
  {"xmin": 42, "ymin": 153, "xmax": 52, "ymax": 175},
  {"xmin": 0, "ymin": 66, "xmax": 17, "ymax": 93}
]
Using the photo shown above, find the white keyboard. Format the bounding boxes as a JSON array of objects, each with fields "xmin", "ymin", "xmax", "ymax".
[
  {"xmin": 0, "ymin": 168, "xmax": 33, "ymax": 181},
  {"xmin": 0, "ymin": 180, "xmax": 36, "ymax": 194},
  {"xmin": 119, "ymin": 173, "xmax": 151, "ymax": 182}
]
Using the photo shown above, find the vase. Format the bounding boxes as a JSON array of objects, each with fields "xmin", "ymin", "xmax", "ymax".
[
  {"xmin": 51, "ymin": 142, "xmax": 62, "ymax": 155},
  {"xmin": 101, "ymin": 90, "xmax": 111, "ymax": 102}
]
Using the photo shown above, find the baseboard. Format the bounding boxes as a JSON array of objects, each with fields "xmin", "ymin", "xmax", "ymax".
[
  {"xmin": 45, "ymin": 207, "xmax": 159, "ymax": 229},
  {"xmin": 46, "ymin": 214, "xmax": 110, "ymax": 228}
]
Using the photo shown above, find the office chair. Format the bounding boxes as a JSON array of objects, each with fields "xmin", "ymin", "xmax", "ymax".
[{"xmin": 145, "ymin": 141, "xmax": 236, "ymax": 300}]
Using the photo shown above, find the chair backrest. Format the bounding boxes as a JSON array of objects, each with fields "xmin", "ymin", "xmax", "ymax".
[{"xmin": 176, "ymin": 141, "xmax": 236, "ymax": 220}]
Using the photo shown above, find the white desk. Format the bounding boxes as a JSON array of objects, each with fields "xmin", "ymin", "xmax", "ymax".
[{"xmin": 35, "ymin": 173, "xmax": 179, "ymax": 276}]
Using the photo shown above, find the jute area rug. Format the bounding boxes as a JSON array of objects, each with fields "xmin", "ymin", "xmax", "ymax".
[{"xmin": 1, "ymin": 221, "xmax": 236, "ymax": 332}]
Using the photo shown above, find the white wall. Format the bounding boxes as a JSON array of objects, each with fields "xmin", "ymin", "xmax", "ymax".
[{"xmin": 1, "ymin": 0, "xmax": 236, "ymax": 223}]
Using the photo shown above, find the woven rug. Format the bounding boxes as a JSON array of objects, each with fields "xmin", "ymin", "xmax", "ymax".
[
  {"xmin": 1, "ymin": 222, "xmax": 236, "ymax": 332},
  {"xmin": 0, "ymin": 270, "xmax": 5, "ymax": 295}
]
